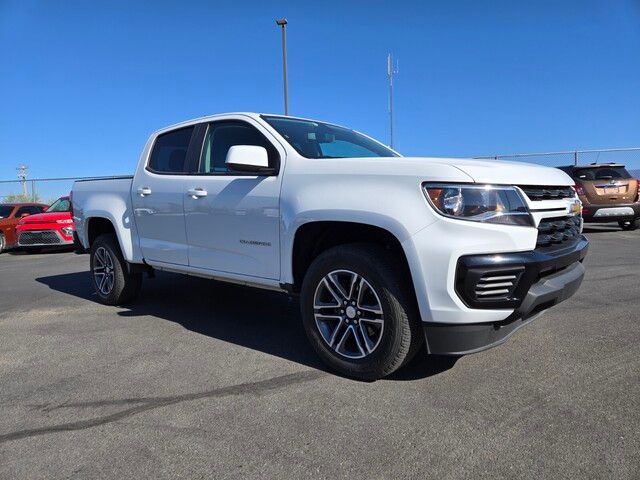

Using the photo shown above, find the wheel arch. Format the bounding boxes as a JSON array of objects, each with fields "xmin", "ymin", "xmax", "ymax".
[
  {"xmin": 289, "ymin": 220, "xmax": 415, "ymax": 295},
  {"xmin": 84, "ymin": 215, "xmax": 134, "ymax": 262}
]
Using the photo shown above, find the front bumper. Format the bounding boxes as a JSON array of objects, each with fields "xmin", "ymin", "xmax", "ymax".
[
  {"xmin": 423, "ymin": 236, "xmax": 588, "ymax": 355},
  {"xmin": 582, "ymin": 203, "xmax": 640, "ymax": 222}
]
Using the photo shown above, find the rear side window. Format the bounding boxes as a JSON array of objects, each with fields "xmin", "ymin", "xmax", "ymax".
[
  {"xmin": 574, "ymin": 166, "xmax": 631, "ymax": 180},
  {"xmin": 199, "ymin": 121, "xmax": 278, "ymax": 174},
  {"xmin": 148, "ymin": 127, "xmax": 195, "ymax": 174}
]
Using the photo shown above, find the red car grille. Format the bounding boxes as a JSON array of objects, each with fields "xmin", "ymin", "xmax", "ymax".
[{"xmin": 18, "ymin": 231, "xmax": 62, "ymax": 245}]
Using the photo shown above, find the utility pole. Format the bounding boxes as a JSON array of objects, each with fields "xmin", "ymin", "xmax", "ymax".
[
  {"xmin": 275, "ymin": 18, "xmax": 289, "ymax": 115},
  {"xmin": 17, "ymin": 165, "xmax": 28, "ymax": 198},
  {"xmin": 387, "ymin": 53, "xmax": 398, "ymax": 149}
]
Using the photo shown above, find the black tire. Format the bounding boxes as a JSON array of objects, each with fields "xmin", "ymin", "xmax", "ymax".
[
  {"xmin": 90, "ymin": 233, "xmax": 142, "ymax": 305},
  {"xmin": 619, "ymin": 219, "xmax": 639, "ymax": 231},
  {"xmin": 300, "ymin": 244, "xmax": 423, "ymax": 381},
  {"xmin": 0, "ymin": 234, "xmax": 5, "ymax": 254}
]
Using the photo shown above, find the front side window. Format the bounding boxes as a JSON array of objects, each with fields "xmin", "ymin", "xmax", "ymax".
[
  {"xmin": 199, "ymin": 121, "xmax": 278, "ymax": 174},
  {"xmin": 47, "ymin": 198, "xmax": 71, "ymax": 212},
  {"xmin": 148, "ymin": 126, "xmax": 195, "ymax": 174},
  {"xmin": 262, "ymin": 116, "xmax": 399, "ymax": 159},
  {"xmin": 0, "ymin": 206, "xmax": 13, "ymax": 218}
]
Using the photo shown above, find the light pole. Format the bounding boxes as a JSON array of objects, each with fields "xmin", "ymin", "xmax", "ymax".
[
  {"xmin": 387, "ymin": 53, "xmax": 398, "ymax": 150},
  {"xmin": 275, "ymin": 18, "xmax": 289, "ymax": 115},
  {"xmin": 17, "ymin": 165, "xmax": 28, "ymax": 198}
]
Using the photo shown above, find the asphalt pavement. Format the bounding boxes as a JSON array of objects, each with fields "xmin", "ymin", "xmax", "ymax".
[{"xmin": 0, "ymin": 225, "xmax": 638, "ymax": 479}]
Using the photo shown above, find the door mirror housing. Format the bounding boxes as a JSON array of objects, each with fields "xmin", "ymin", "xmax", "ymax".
[{"xmin": 225, "ymin": 145, "xmax": 274, "ymax": 174}]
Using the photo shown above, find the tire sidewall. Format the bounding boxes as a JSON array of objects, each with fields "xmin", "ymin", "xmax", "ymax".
[
  {"xmin": 0, "ymin": 234, "xmax": 4, "ymax": 253},
  {"xmin": 300, "ymin": 246, "xmax": 409, "ymax": 379}
]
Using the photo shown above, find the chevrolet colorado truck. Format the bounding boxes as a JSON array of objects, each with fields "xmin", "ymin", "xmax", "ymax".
[{"xmin": 72, "ymin": 113, "xmax": 588, "ymax": 380}]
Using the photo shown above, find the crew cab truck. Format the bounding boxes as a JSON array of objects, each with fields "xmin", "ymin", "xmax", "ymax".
[{"xmin": 72, "ymin": 113, "xmax": 588, "ymax": 380}]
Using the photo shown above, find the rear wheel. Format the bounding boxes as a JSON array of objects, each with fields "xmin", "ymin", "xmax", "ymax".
[
  {"xmin": 0, "ymin": 234, "xmax": 5, "ymax": 253},
  {"xmin": 619, "ymin": 219, "xmax": 639, "ymax": 231},
  {"xmin": 90, "ymin": 234, "xmax": 142, "ymax": 305},
  {"xmin": 300, "ymin": 244, "xmax": 422, "ymax": 381}
]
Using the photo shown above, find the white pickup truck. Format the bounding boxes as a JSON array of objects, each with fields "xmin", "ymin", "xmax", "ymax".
[{"xmin": 72, "ymin": 113, "xmax": 588, "ymax": 380}]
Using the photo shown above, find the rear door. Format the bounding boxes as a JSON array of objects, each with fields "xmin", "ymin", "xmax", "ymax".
[
  {"xmin": 574, "ymin": 166, "xmax": 637, "ymax": 205},
  {"xmin": 131, "ymin": 125, "xmax": 203, "ymax": 266},
  {"xmin": 183, "ymin": 118, "xmax": 284, "ymax": 279}
]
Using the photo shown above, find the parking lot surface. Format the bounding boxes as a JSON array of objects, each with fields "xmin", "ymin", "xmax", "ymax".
[{"xmin": 0, "ymin": 226, "xmax": 638, "ymax": 479}]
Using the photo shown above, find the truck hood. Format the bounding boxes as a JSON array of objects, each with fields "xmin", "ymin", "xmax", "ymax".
[
  {"xmin": 402, "ymin": 157, "xmax": 574, "ymax": 186},
  {"xmin": 19, "ymin": 211, "xmax": 72, "ymax": 224}
]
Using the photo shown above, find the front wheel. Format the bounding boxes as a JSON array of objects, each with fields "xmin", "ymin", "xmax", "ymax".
[
  {"xmin": 0, "ymin": 234, "xmax": 5, "ymax": 254},
  {"xmin": 90, "ymin": 234, "xmax": 142, "ymax": 305},
  {"xmin": 619, "ymin": 219, "xmax": 639, "ymax": 231},
  {"xmin": 300, "ymin": 244, "xmax": 422, "ymax": 381}
]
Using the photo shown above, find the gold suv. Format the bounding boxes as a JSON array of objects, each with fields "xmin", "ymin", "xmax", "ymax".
[{"xmin": 559, "ymin": 163, "xmax": 640, "ymax": 231}]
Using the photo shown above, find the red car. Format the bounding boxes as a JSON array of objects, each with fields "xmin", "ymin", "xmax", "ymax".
[
  {"xmin": 16, "ymin": 196, "xmax": 75, "ymax": 252},
  {"xmin": 0, "ymin": 203, "xmax": 49, "ymax": 253}
]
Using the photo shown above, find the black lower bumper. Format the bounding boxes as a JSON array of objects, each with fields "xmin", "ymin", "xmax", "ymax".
[
  {"xmin": 424, "ymin": 238, "xmax": 588, "ymax": 355},
  {"xmin": 582, "ymin": 202, "xmax": 640, "ymax": 223}
]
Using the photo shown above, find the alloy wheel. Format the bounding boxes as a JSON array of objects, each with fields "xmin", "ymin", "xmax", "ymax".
[
  {"xmin": 93, "ymin": 246, "xmax": 115, "ymax": 295},
  {"xmin": 313, "ymin": 269, "xmax": 385, "ymax": 359}
]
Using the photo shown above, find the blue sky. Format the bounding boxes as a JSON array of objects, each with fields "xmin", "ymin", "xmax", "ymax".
[{"xmin": 1, "ymin": 0, "xmax": 639, "ymax": 189}]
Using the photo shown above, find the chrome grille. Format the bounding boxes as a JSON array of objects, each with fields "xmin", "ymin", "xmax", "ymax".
[
  {"xmin": 18, "ymin": 231, "xmax": 61, "ymax": 246},
  {"xmin": 536, "ymin": 216, "xmax": 581, "ymax": 250},
  {"xmin": 520, "ymin": 186, "xmax": 575, "ymax": 201}
]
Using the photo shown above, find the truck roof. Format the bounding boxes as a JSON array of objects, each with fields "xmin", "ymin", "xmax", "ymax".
[{"xmin": 152, "ymin": 112, "xmax": 342, "ymax": 136}]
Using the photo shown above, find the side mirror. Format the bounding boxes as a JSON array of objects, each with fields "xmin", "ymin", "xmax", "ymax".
[{"xmin": 225, "ymin": 145, "xmax": 274, "ymax": 174}]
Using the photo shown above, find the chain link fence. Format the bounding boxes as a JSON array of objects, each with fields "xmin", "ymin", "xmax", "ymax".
[{"xmin": 476, "ymin": 147, "xmax": 640, "ymax": 175}]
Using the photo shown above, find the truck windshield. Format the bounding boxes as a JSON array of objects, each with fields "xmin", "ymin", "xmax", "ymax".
[
  {"xmin": 262, "ymin": 116, "xmax": 399, "ymax": 159},
  {"xmin": 47, "ymin": 198, "xmax": 71, "ymax": 212},
  {"xmin": 0, "ymin": 206, "xmax": 13, "ymax": 218}
]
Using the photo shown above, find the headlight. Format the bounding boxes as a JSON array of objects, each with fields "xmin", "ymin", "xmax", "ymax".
[
  {"xmin": 56, "ymin": 219, "xmax": 74, "ymax": 224},
  {"xmin": 422, "ymin": 183, "xmax": 534, "ymax": 227}
]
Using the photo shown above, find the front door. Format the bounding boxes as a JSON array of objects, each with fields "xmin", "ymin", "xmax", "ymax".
[{"xmin": 184, "ymin": 119, "xmax": 283, "ymax": 279}]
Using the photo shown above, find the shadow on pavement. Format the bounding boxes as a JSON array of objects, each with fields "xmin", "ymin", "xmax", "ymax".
[
  {"xmin": 8, "ymin": 246, "xmax": 76, "ymax": 256},
  {"xmin": 582, "ymin": 223, "xmax": 625, "ymax": 234},
  {"xmin": 36, "ymin": 270, "xmax": 456, "ymax": 382}
]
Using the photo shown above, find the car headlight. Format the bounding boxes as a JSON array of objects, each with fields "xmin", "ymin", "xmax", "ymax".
[
  {"xmin": 422, "ymin": 183, "xmax": 534, "ymax": 227},
  {"xmin": 56, "ymin": 219, "xmax": 74, "ymax": 224}
]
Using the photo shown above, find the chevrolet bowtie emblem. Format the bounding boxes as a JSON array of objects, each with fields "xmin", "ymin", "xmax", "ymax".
[{"xmin": 570, "ymin": 200, "xmax": 582, "ymax": 216}]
